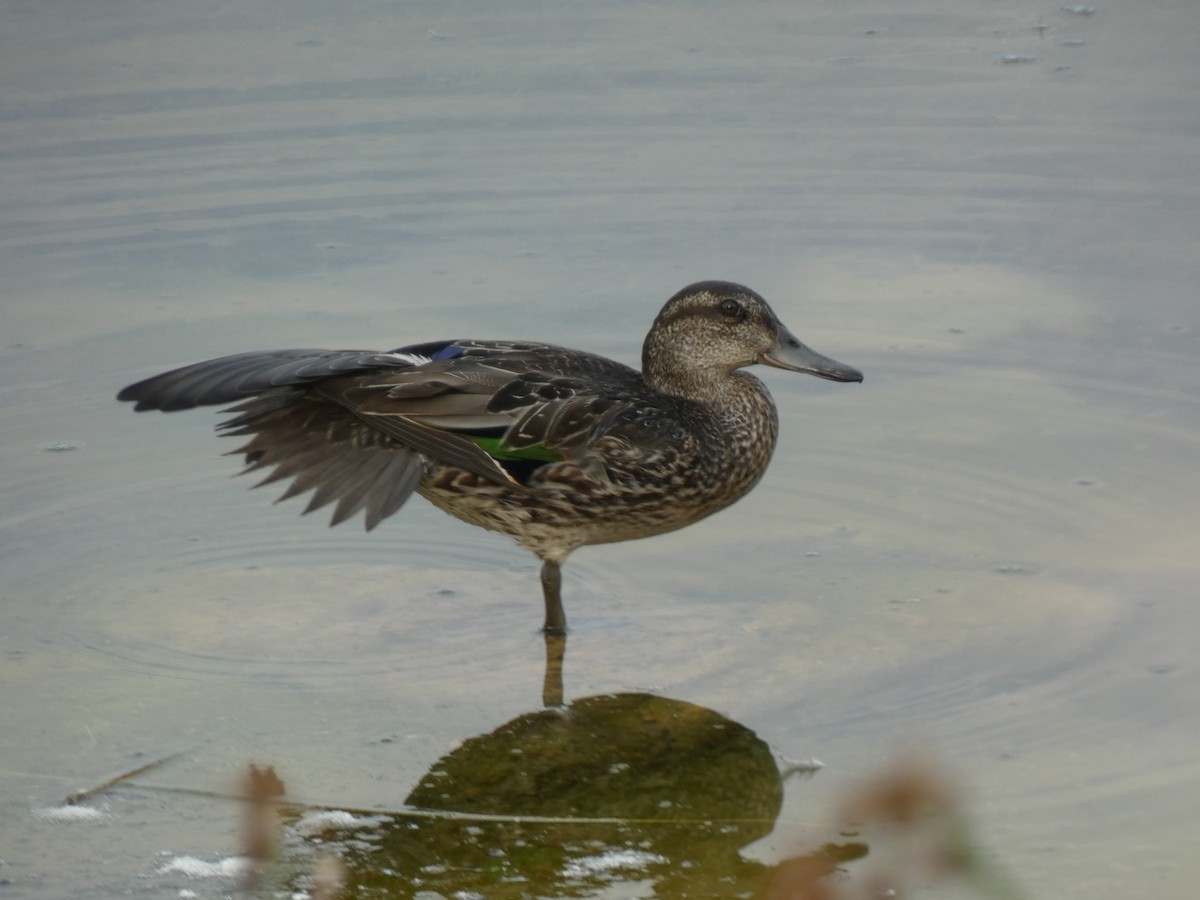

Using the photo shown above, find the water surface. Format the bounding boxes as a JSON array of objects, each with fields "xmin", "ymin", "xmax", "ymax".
[{"xmin": 2, "ymin": 2, "xmax": 1197, "ymax": 897}]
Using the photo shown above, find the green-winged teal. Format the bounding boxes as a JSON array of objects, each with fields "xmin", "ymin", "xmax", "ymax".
[{"xmin": 118, "ymin": 281, "xmax": 862, "ymax": 633}]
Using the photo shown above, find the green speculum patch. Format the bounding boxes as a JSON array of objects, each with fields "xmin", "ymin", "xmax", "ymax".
[{"xmin": 469, "ymin": 435, "xmax": 564, "ymax": 463}]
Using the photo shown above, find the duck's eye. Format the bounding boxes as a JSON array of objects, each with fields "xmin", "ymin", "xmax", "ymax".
[{"xmin": 719, "ymin": 298, "xmax": 744, "ymax": 320}]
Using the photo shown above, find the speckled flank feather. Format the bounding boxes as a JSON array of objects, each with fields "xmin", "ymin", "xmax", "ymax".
[{"xmin": 118, "ymin": 281, "xmax": 862, "ymax": 631}]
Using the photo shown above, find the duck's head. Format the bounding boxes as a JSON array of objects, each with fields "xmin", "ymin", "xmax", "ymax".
[{"xmin": 643, "ymin": 281, "xmax": 863, "ymax": 393}]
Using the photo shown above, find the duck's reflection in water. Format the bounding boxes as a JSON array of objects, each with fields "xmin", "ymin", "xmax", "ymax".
[
  {"xmin": 286, "ymin": 691, "xmax": 865, "ymax": 898},
  {"xmin": 543, "ymin": 631, "xmax": 566, "ymax": 708}
]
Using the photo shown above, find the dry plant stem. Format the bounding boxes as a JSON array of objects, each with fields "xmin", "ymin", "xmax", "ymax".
[
  {"xmin": 837, "ymin": 754, "xmax": 1029, "ymax": 900},
  {"xmin": 241, "ymin": 764, "xmax": 285, "ymax": 892},
  {"xmin": 310, "ymin": 853, "xmax": 347, "ymax": 900}
]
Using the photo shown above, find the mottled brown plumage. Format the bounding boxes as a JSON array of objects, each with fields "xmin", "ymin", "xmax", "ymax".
[{"xmin": 118, "ymin": 281, "xmax": 862, "ymax": 632}]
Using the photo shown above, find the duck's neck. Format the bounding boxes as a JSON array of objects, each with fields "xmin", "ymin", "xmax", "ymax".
[
  {"xmin": 642, "ymin": 336, "xmax": 735, "ymax": 399},
  {"xmin": 648, "ymin": 352, "xmax": 779, "ymax": 452},
  {"xmin": 709, "ymin": 371, "xmax": 780, "ymax": 455},
  {"xmin": 687, "ymin": 370, "xmax": 782, "ymax": 502},
  {"xmin": 641, "ymin": 329, "xmax": 780, "ymax": 502}
]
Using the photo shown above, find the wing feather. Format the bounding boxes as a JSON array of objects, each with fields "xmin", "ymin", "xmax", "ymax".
[
  {"xmin": 219, "ymin": 392, "xmax": 428, "ymax": 530},
  {"xmin": 118, "ymin": 349, "xmax": 424, "ymax": 411},
  {"xmin": 119, "ymin": 339, "xmax": 667, "ymax": 528}
]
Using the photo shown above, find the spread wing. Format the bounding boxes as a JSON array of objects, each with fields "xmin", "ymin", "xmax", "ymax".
[{"xmin": 118, "ymin": 340, "xmax": 665, "ymax": 530}]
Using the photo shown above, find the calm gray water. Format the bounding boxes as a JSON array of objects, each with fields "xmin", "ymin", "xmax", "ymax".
[{"xmin": 2, "ymin": 2, "xmax": 1197, "ymax": 897}]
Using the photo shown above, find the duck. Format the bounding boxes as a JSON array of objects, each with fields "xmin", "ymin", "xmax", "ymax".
[{"xmin": 117, "ymin": 281, "xmax": 862, "ymax": 634}]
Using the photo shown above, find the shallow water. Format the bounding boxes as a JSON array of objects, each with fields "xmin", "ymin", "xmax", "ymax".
[{"xmin": 2, "ymin": 2, "xmax": 1198, "ymax": 898}]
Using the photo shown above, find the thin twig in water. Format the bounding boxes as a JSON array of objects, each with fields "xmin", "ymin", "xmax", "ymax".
[{"xmin": 65, "ymin": 749, "xmax": 190, "ymax": 805}]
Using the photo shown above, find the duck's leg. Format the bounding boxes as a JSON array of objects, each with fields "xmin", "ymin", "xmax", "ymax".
[{"xmin": 540, "ymin": 559, "xmax": 566, "ymax": 635}]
